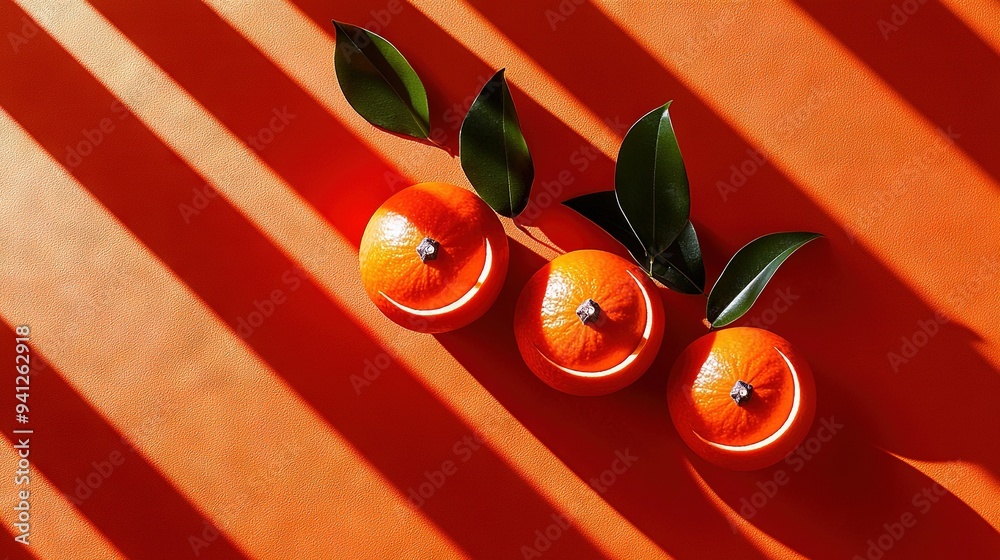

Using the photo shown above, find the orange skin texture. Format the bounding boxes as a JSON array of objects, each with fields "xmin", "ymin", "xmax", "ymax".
[
  {"xmin": 359, "ymin": 182, "xmax": 509, "ymax": 333},
  {"xmin": 514, "ymin": 250, "xmax": 665, "ymax": 396},
  {"xmin": 667, "ymin": 327, "xmax": 817, "ymax": 471}
]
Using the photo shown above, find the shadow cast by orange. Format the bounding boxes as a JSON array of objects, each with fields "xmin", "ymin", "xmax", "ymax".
[
  {"xmin": 436, "ymin": 0, "xmax": 1000, "ymax": 555},
  {"xmin": 3, "ymin": 0, "xmax": 997, "ymax": 557}
]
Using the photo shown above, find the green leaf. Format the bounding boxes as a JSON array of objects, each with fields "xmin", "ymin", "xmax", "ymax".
[
  {"xmin": 707, "ymin": 232, "xmax": 823, "ymax": 328},
  {"xmin": 563, "ymin": 191, "xmax": 644, "ymax": 254},
  {"xmin": 563, "ymin": 192, "xmax": 705, "ymax": 294},
  {"xmin": 655, "ymin": 221, "xmax": 706, "ymax": 295},
  {"xmin": 332, "ymin": 21, "xmax": 430, "ymax": 139},
  {"xmin": 615, "ymin": 101, "xmax": 691, "ymax": 266},
  {"xmin": 459, "ymin": 69, "xmax": 533, "ymax": 217}
]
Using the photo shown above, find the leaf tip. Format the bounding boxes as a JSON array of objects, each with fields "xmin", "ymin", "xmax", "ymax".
[
  {"xmin": 458, "ymin": 66, "xmax": 532, "ymax": 218},
  {"xmin": 705, "ymin": 230, "xmax": 826, "ymax": 328}
]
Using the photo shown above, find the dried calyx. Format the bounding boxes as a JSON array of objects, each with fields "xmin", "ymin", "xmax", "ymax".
[
  {"xmin": 730, "ymin": 380, "xmax": 753, "ymax": 405},
  {"xmin": 576, "ymin": 299, "xmax": 601, "ymax": 324},
  {"xmin": 416, "ymin": 237, "xmax": 440, "ymax": 262}
]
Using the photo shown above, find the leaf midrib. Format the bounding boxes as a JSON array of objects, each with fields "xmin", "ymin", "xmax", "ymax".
[
  {"xmin": 711, "ymin": 239, "xmax": 814, "ymax": 325},
  {"xmin": 337, "ymin": 22, "xmax": 429, "ymax": 137},
  {"xmin": 500, "ymin": 78, "xmax": 514, "ymax": 216},
  {"xmin": 647, "ymin": 110, "xmax": 664, "ymax": 274}
]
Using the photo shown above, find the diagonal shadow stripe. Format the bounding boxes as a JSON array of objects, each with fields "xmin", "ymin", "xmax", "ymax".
[
  {"xmin": 793, "ymin": 0, "xmax": 1000, "ymax": 188},
  {"xmin": 0, "ymin": 5, "xmax": 612, "ymax": 557},
  {"xmin": 0, "ymin": 525, "xmax": 40, "ymax": 560},
  {"xmin": 0, "ymin": 322, "xmax": 248, "ymax": 559},
  {"xmin": 93, "ymin": 0, "xmax": 619, "ymax": 237},
  {"xmin": 421, "ymin": 0, "xmax": 1000, "ymax": 556}
]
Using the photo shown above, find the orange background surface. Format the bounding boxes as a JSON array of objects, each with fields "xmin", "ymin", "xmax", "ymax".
[{"xmin": 1, "ymin": 0, "xmax": 999, "ymax": 558}]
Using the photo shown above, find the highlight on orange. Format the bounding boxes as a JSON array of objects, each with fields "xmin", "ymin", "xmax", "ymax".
[
  {"xmin": 667, "ymin": 327, "xmax": 817, "ymax": 471},
  {"xmin": 514, "ymin": 250, "xmax": 665, "ymax": 396},
  {"xmin": 360, "ymin": 182, "xmax": 509, "ymax": 333},
  {"xmin": 4, "ymin": 0, "xmax": 999, "ymax": 557}
]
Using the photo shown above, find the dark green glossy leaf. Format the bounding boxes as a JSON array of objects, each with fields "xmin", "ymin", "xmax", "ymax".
[
  {"xmin": 332, "ymin": 21, "xmax": 430, "ymax": 139},
  {"xmin": 653, "ymin": 221, "xmax": 706, "ymax": 295},
  {"xmin": 615, "ymin": 101, "xmax": 690, "ymax": 265},
  {"xmin": 707, "ymin": 232, "xmax": 823, "ymax": 328},
  {"xmin": 459, "ymin": 69, "xmax": 533, "ymax": 217},
  {"xmin": 563, "ymin": 192, "xmax": 705, "ymax": 294},
  {"xmin": 563, "ymin": 191, "xmax": 644, "ymax": 255}
]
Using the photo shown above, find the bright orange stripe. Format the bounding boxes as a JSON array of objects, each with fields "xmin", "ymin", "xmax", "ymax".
[
  {"xmin": 7, "ymin": 2, "xmax": 666, "ymax": 558},
  {"xmin": 0, "ymin": 106, "xmax": 465, "ymax": 558}
]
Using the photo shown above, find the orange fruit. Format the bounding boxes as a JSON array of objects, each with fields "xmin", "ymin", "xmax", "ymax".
[
  {"xmin": 359, "ymin": 182, "xmax": 509, "ymax": 333},
  {"xmin": 513, "ymin": 250, "xmax": 665, "ymax": 396},
  {"xmin": 667, "ymin": 327, "xmax": 816, "ymax": 470}
]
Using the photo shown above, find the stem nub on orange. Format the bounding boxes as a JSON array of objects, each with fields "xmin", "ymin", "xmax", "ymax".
[
  {"xmin": 667, "ymin": 327, "xmax": 817, "ymax": 470},
  {"xmin": 514, "ymin": 250, "xmax": 665, "ymax": 396},
  {"xmin": 359, "ymin": 182, "xmax": 509, "ymax": 333}
]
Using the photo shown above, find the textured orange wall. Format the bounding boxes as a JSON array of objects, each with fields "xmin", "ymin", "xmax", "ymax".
[{"xmin": 1, "ymin": 0, "xmax": 998, "ymax": 558}]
